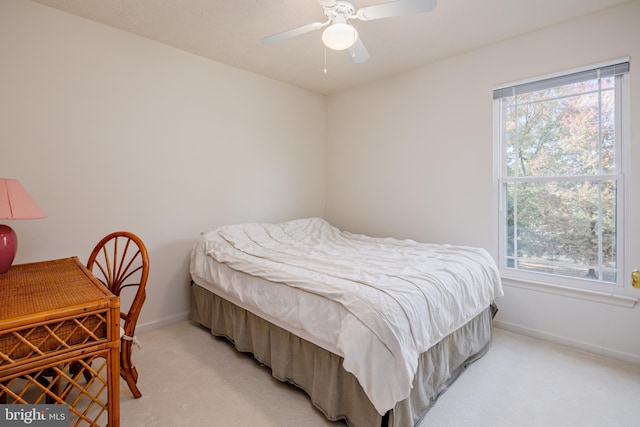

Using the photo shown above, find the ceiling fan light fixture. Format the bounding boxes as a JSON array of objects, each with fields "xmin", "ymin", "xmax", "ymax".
[{"xmin": 322, "ymin": 22, "xmax": 358, "ymax": 50}]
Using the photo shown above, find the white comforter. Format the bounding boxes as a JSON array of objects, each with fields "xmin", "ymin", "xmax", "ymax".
[{"xmin": 190, "ymin": 218, "xmax": 503, "ymax": 414}]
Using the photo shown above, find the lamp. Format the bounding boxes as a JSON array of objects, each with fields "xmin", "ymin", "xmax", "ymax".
[
  {"xmin": 322, "ymin": 20, "xmax": 358, "ymax": 51},
  {"xmin": 0, "ymin": 179, "xmax": 46, "ymax": 273}
]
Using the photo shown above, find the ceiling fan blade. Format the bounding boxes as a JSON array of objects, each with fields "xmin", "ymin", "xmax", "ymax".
[
  {"xmin": 356, "ymin": 0, "xmax": 437, "ymax": 21},
  {"xmin": 348, "ymin": 38, "xmax": 370, "ymax": 64},
  {"xmin": 261, "ymin": 21, "xmax": 327, "ymax": 45},
  {"xmin": 318, "ymin": 0, "xmax": 337, "ymax": 6}
]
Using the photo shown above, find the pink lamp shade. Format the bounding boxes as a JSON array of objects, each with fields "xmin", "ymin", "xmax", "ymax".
[{"xmin": 0, "ymin": 179, "xmax": 46, "ymax": 273}]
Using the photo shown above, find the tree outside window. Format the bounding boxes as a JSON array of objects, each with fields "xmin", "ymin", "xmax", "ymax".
[{"xmin": 494, "ymin": 62, "xmax": 628, "ymax": 289}]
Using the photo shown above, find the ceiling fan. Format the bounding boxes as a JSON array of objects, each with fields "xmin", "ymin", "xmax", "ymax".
[{"xmin": 261, "ymin": 0, "xmax": 438, "ymax": 64}]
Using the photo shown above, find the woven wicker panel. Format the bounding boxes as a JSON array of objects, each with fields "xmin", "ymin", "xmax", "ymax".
[
  {"xmin": 0, "ymin": 258, "xmax": 110, "ymax": 320},
  {"xmin": 0, "ymin": 353, "xmax": 110, "ymax": 426},
  {"xmin": 0, "ymin": 312, "xmax": 107, "ymax": 366}
]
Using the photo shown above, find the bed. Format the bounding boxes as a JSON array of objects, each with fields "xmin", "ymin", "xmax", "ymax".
[{"xmin": 189, "ymin": 217, "xmax": 503, "ymax": 427}]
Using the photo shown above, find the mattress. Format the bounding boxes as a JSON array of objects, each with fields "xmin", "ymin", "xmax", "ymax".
[{"xmin": 190, "ymin": 217, "xmax": 503, "ymax": 415}]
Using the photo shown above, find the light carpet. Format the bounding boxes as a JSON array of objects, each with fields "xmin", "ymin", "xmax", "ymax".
[{"xmin": 119, "ymin": 321, "xmax": 640, "ymax": 427}]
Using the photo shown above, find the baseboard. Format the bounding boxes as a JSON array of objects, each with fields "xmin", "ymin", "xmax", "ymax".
[
  {"xmin": 493, "ymin": 319, "xmax": 640, "ymax": 366},
  {"xmin": 136, "ymin": 311, "xmax": 191, "ymax": 335},
  {"xmin": 134, "ymin": 313, "xmax": 640, "ymax": 365}
]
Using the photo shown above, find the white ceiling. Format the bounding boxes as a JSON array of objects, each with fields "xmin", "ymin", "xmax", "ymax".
[{"xmin": 30, "ymin": 0, "xmax": 631, "ymax": 95}]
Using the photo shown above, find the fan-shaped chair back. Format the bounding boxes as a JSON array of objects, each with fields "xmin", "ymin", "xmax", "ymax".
[{"xmin": 87, "ymin": 231, "xmax": 149, "ymax": 398}]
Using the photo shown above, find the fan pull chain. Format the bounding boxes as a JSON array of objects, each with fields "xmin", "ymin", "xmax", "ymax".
[{"xmin": 324, "ymin": 46, "xmax": 328, "ymax": 74}]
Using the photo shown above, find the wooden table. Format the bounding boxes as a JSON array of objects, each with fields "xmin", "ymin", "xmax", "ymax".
[{"xmin": 0, "ymin": 257, "xmax": 120, "ymax": 426}]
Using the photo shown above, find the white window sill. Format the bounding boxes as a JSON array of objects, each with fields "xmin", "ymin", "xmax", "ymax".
[{"xmin": 501, "ymin": 276, "xmax": 638, "ymax": 309}]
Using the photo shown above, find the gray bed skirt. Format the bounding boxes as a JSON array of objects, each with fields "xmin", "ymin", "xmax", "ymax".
[{"xmin": 190, "ymin": 282, "xmax": 493, "ymax": 427}]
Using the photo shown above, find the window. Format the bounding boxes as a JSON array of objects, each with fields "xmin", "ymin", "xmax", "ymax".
[{"xmin": 494, "ymin": 60, "xmax": 629, "ymax": 292}]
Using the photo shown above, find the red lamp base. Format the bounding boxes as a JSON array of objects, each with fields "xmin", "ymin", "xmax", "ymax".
[{"xmin": 0, "ymin": 224, "xmax": 18, "ymax": 274}]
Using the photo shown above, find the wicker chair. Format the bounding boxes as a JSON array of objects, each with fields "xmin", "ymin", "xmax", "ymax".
[{"xmin": 85, "ymin": 231, "xmax": 149, "ymax": 398}]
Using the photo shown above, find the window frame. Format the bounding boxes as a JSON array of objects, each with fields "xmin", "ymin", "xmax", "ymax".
[{"xmin": 493, "ymin": 59, "xmax": 632, "ymax": 297}]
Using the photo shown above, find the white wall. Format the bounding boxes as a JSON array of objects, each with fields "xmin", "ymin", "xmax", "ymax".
[
  {"xmin": 1, "ymin": 0, "xmax": 326, "ymax": 331},
  {"xmin": 326, "ymin": 1, "xmax": 640, "ymax": 363}
]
